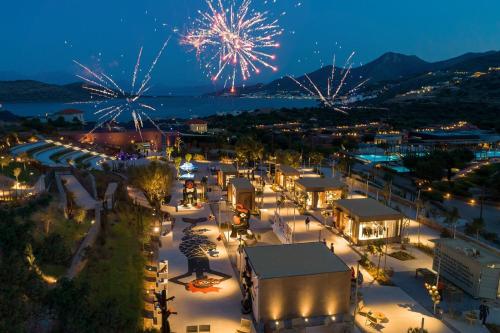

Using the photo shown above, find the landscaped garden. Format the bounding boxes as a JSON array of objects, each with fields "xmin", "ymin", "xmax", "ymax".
[{"xmin": 0, "ymin": 157, "xmax": 41, "ymax": 184}]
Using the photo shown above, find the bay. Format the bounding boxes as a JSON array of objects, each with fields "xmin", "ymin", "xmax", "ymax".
[{"xmin": 2, "ymin": 96, "xmax": 316, "ymax": 121}]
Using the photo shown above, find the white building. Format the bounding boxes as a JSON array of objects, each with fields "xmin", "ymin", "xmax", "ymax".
[
  {"xmin": 432, "ymin": 238, "xmax": 500, "ymax": 299},
  {"xmin": 186, "ymin": 119, "xmax": 208, "ymax": 133}
]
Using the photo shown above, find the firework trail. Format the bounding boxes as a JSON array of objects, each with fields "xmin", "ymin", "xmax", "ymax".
[
  {"xmin": 182, "ymin": 0, "xmax": 283, "ymax": 93},
  {"xmin": 288, "ymin": 52, "xmax": 371, "ymax": 114},
  {"xmin": 74, "ymin": 39, "xmax": 169, "ymax": 135}
]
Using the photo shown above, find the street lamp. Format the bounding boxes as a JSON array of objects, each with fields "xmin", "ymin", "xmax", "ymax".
[{"xmin": 425, "ymin": 282, "xmax": 441, "ymax": 314}]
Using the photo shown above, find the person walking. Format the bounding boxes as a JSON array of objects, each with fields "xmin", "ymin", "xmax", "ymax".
[
  {"xmin": 479, "ymin": 300, "xmax": 490, "ymax": 326},
  {"xmin": 305, "ymin": 216, "xmax": 310, "ymax": 231},
  {"xmin": 330, "ymin": 243, "xmax": 335, "ymax": 253}
]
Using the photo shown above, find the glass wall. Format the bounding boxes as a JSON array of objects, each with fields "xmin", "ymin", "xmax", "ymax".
[{"xmin": 358, "ymin": 220, "xmax": 398, "ymax": 241}]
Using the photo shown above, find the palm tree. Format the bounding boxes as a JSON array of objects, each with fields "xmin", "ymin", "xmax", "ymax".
[
  {"xmin": 18, "ymin": 152, "xmax": 29, "ymax": 170},
  {"xmin": 13, "ymin": 167, "xmax": 22, "ymax": 183},
  {"xmin": 174, "ymin": 157, "xmax": 182, "ymax": 177},
  {"xmin": 0, "ymin": 156, "xmax": 9, "ymax": 171},
  {"xmin": 309, "ymin": 152, "xmax": 324, "ymax": 174},
  {"xmin": 443, "ymin": 206, "xmax": 460, "ymax": 239},
  {"xmin": 66, "ymin": 191, "xmax": 76, "ymax": 218},
  {"xmin": 166, "ymin": 146, "xmax": 174, "ymax": 161}
]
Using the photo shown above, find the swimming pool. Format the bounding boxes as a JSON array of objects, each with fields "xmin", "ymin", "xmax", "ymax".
[
  {"xmin": 355, "ymin": 154, "xmax": 401, "ymax": 163},
  {"xmin": 475, "ymin": 150, "xmax": 500, "ymax": 160}
]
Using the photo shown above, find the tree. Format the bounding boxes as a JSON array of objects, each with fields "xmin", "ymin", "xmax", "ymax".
[
  {"xmin": 185, "ymin": 153, "xmax": 193, "ymax": 163},
  {"xmin": 174, "ymin": 157, "xmax": 182, "ymax": 177},
  {"xmin": 472, "ymin": 166, "xmax": 495, "ymax": 220},
  {"xmin": 0, "ymin": 156, "xmax": 10, "ymax": 171},
  {"xmin": 18, "ymin": 152, "xmax": 29, "ymax": 171},
  {"xmin": 469, "ymin": 218, "xmax": 485, "ymax": 240},
  {"xmin": 13, "ymin": 167, "xmax": 21, "ymax": 183},
  {"xmin": 74, "ymin": 209, "xmax": 86, "ymax": 224},
  {"xmin": 443, "ymin": 206, "xmax": 460, "ymax": 239},
  {"xmin": 129, "ymin": 162, "xmax": 173, "ymax": 205},
  {"xmin": 366, "ymin": 239, "xmax": 385, "ymax": 279},
  {"xmin": 309, "ymin": 151, "xmax": 323, "ymax": 173},
  {"xmin": 275, "ymin": 149, "xmax": 301, "ymax": 168},
  {"xmin": 382, "ymin": 173, "xmax": 394, "ymax": 205},
  {"xmin": 235, "ymin": 136, "xmax": 264, "ymax": 168},
  {"xmin": 166, "ymin": 146, "xmax": 174, "ymax": 161},
  {"xmin": 65, "ymin": 191, "xmax": 76, "ymax": 218}
]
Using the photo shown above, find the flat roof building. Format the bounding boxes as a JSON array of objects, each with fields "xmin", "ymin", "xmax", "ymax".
[
  {"xmin": 275, "ymin": 164, "xmax": 300, "ymax": 190},
  {"xmin": 217, "ymin": 163, "xmax": 238, "ymax": 190},
  {"xmin": 294, "ymin": 178, "xmax": 345, "ymax": 209},
  {"xmin": 244, "ymin": 243, "xmax": 351, "ymax": 331},
  {"xmin": 432, "ymin": 238, "xmax": 500, "ymax": 299},
  {"xmin": 334, "ymin": 198, "xmax": 404, "ymax": 245},
  {"xmin": 228, "ymin": 178, "xmax": 255, "ymax": 211}
]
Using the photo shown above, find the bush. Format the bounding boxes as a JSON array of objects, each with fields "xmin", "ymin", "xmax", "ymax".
[{"xmin": 36, "ymin": 233, "xmax": 71, "ymax": 265}]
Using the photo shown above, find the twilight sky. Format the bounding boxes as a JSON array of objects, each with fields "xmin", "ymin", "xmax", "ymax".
[{"xmin": 1, "ymin": 0, "xmax": 499, "ymax": 90}]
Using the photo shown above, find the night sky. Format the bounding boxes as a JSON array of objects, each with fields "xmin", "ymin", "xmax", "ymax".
[{"xmin": 1, "ymin": 0, "xmax": 499, "ymax": 89}]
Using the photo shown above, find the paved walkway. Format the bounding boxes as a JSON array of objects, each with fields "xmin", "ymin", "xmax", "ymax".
[
  {"xmin": 60, "ymin": 174, "xmax": 97, "ymax": 210},
  {"xmin": 252, "ymin": 182, "xmax": 472, "ymax": 333},
  {"xmin": 159, "ymin": 167, "xmax": 244, "ymax": 333}
]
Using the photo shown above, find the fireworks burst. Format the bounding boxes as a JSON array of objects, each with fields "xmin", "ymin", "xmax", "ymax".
[
  {"xmin": 74, "ymin": 40, "xmax": 169, "ymax": 135},
  {"xmin": 182, "ymin": 0, "xmax": 283, "ymax": 93},
  {"xmin": 288, "ymin": 52, "xmax": 370, "ymax": 114}
]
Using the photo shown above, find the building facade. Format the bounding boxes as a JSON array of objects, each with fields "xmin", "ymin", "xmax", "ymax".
[
  {"xmin": 244, "ymin": 243, "xmax": 351, "ymax": 332},
  {"xmin": 432, "ymin": 238, "xmax": 500, "ymax": 299},
  {"xmin": 334, "ymin": 198, "xmax": 404, "ymax": 245}
]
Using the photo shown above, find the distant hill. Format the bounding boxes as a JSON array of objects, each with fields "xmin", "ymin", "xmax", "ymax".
[
  {"xmin": 0, "ymin": 80, "xmax": 92, "ymax": 102},
  {"xmin": 220, "ymin": 50, "xmax": 500, "ymax": 96}
]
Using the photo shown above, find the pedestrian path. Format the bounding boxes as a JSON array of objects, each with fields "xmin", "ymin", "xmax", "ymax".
[
  {"xmin": 60, "ymin": 174, "xmax": 97, "ymax": 210},
  {"xmin": 159, "ymin": 172, "xmax": 244, "ymax": 333}
]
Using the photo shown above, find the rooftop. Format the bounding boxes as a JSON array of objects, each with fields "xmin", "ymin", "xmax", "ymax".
[
  {"xmin": 277, "ymin": 164, "xmax": 300, "ymax": 176},
  {"xmin": 334, "ymin": 198, "xmax": 404, "ymax": 222},
  {"xmin": 219, "ymin": 163, "xmax": 237, "ymax": 173},
  {"xmin": 186, "ymin": 119, "xmax": 208, "ymax": 125},
  {"xmin": 229, "ymin": 177, "xmax": 254, "ymax": 191},
  {"xmin": 432, "ymin": 238, "xmax": 500, "ymax": 266},
  {"xmin": 245, "ymin": 242, "xmax": 349, "ymax": 279},
  {"xmin": 295, "ymin": 177, "xmax": 344, "ymax": 191}
]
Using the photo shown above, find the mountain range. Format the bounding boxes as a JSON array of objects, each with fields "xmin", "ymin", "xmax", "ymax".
[
  {"xmin": 222, "ymin": 50, "xmax": 500, "ymax": 96},
  {"xmin": 0, "ymin": 50, "xmax": 499, "ymax": 102}
]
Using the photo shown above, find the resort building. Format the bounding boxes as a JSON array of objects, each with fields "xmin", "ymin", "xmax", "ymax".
[
  {"xmin": 65, "ymin": 129, "xmax": 164, "ymax": 152},
  {"xmin": 227, "ymin": 178, "xmax": 255, "ymax": 211},
  {"xmin": 186, "ymin": 119, "xmax": 208, "ymax": 134},
  {"xmin": 50, "ymin": 109, "xmax": 85, "ymax": 123},
  {"xmin": 294, "ymin": 178, "xmax": 344, "ymax": 210},
  {"xmin": 274, "ymin": 164, "xmax": 300, "ymax": 190},
  {"xmin": 243, "ymin": 243, "xmax": 351, "ymax": 332},
  {"xmin": 432, "ymin": 238, "xmax": 500, "ymax": 299},
  {"xmin": 333, "ymin": 198, "xmax": 404, "ymax": 245},
  {"xmin": 217, "ymin": 163, "xmax": 238, "ymax": 190}
]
